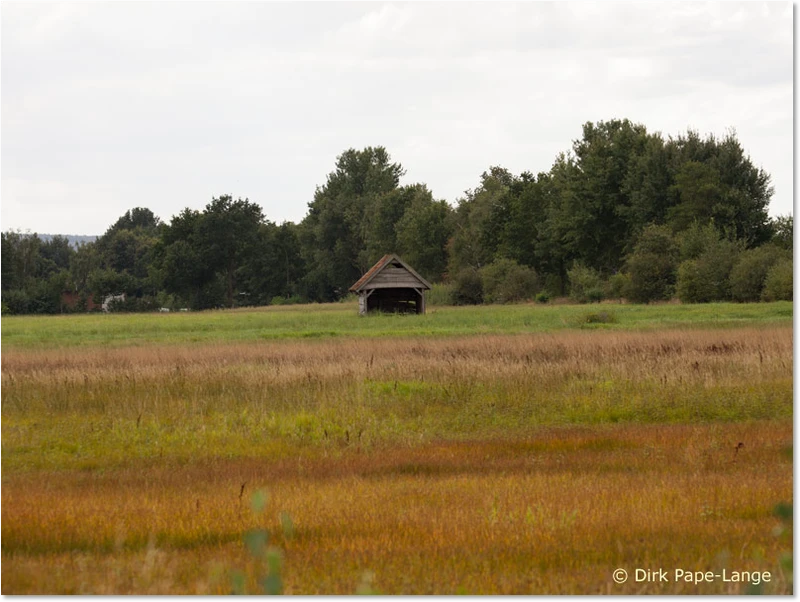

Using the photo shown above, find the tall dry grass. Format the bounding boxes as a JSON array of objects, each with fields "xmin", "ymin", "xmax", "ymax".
[
  {"xmin": 1, "ymin": 326, "xmax": 793, "ymax": 593},
  {"xmin": 2, "ymin": 327, "xmax": 791, "ymax": 469}
]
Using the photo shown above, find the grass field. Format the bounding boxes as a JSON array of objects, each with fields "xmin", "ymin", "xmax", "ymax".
[
  {"xmin": 1, "ymin": 300, "xmax": 792, "ymax": 348},
  {"xmin": 1, "ymin": 302, "xmax": 793, "ymax": 594}
]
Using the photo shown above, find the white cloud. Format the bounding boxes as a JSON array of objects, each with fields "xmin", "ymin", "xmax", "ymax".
[{"xmin": 0, "ymin": 1, "xmax": 793, "ymax": 234}]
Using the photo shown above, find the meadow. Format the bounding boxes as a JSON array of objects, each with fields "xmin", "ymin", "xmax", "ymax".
[{"xmin": 1, "ymin": 302, "xmax": 793, "ymax": 594}]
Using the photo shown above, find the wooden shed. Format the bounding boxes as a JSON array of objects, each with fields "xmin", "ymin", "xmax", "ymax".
[{"xmin": 349, "ymin": 254, "xmax": 432, "ymax": 315}]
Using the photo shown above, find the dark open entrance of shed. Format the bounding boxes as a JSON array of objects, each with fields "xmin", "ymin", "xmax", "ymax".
[
  {"xmin": 350, "ymin": 254, "xmax": 432, "ymax": 316},
  {"xmin": 365, "ymin": 287, "xmax": 424, "ymax": 314}
]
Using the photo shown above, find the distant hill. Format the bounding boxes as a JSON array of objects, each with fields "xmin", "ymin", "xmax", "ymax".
[{"xmin": 39, "ymin": 234, "xmax": 98, "ymax": 248}]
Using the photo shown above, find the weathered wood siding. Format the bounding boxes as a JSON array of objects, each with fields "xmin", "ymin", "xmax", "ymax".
[
  {"xmin": 363, "ymin": 266, "xmax": 424, "ymax": 289},
  {"xmin": 350, "ymin": 255, "xmax": 431, "ymax": 315}
]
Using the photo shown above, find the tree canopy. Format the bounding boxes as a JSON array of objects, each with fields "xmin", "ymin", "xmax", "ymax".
[{"xmin": 1, "ymin": 120, "xmax": 788, "ymax": 314}]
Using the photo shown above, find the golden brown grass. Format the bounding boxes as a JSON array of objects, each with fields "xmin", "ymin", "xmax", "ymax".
[
  {"xmin": 2, "ymin": 423, "xmax": 792, "ymax": 594},
  {"xmin": 1, "ymin": 325, "xmax": 793, "ymax": 593}
]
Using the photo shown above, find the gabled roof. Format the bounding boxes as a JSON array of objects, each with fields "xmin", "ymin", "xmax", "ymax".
[{"xmin": 349, "ymin": 254, "xmax": 432, "ymax": 292}]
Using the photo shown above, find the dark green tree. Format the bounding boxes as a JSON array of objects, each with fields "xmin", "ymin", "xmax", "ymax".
[
  {"xmin": 108, "ymin": 207, "xmax": 162, "ymax": 233},
  {"xmin": 69, "ymin": 243, "xmax": 101, "ymax": 295},
  {"xmin": 625, "ymin": 224, "xmax": 679, "ymax": 303},
  {"xmin": 770, "ymin": 214, "xmax": 793, "ymax": 251},
  {"xmin": 301, "ymin": 147, "xmax": 405, "ymax": 301},
  {"xmin": 197, "ymin": 195, "xmax": 265, "ymax": 308},
  {"xmin": 665, "ymin": 130, "xmax": 772, "ymax": 245},
  {"xmin": 448, "ymin": 166, "xmax": 514, "ymax": 274},
  {"xmin": 362, "ymin": 185, "xmax": 418, "ymax": 264},
  {"xmin": 667, "ymin": 161, "xmax": 724, "ymax": 232},
  {"xmin": 238, "ymin": 221, "xmax": 305, "ymax": 305},
  {"xmin": 1, "ymin": 232, "xmax": 16, "ymax": 292},
  {"xmin": 92, "ymin": 207, "xmax": 163, "ymax": 302},
  {"xmin": 497, "ymin": 171, "xmax": 550, "ymax": 271},
  {"xmin": 539, "ymin": 156, "xmax": 581, "ymax": 294},
  {"xmin": 395, "ymin": 186, "xmax": 453, "ymax": 282},
  {"xmin": 620, "ymin": 133, "xmax": 673, "ymax": 238},
  {"xmin": 40, "ymin": 236, "xmax": 73, "ymax": 273},
  {"xmin": 153, "ymin": 208, "xmax": 210, "ymax": 308},
  {"xmin": 550, "ymin": 119, "xmax": 650, "ymax": 273}
]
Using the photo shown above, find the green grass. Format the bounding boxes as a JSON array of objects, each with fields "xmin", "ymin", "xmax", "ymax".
[
  {"xmin": 3, "ymin": 380, "xmax": 791, "ymax": 473},
  {"xmin": 1, "ymin": 301, "xmax": 792, "ymax": 350}
]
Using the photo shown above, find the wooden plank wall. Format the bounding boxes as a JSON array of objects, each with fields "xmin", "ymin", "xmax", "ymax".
[{"xmin": 364, "ymin": 266, "xmax": 423, "ymax": 290}]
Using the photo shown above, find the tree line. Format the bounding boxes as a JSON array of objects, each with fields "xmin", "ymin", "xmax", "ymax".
[{"xmin": 1, "ymin": 119, "xmax": 792, "ymax": 314}]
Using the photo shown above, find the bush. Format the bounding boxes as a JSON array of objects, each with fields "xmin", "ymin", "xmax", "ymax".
[
  {"xmin": 336, "ymin": 293, "xmax": 358, "ymax": 304},
  {"xmin": 426, "ymin": 282, "xmax": 453, "ymax": 306},
  {"xmin": 541, "ymin": 274, "xmax": 566, "ymax": 298},
  {"xmin": 450, "ymin": 269, "xmax": 483, "ymax": 305},
  {"xmin": 2, "ymin": 289, "xmax": 32, "ymax": 315},
  {"xmin": 676, "ymin": 238, "xmax": 742, "ymax": 303},
  {"xmin": 156, "ymin": 292, "xmax": 181, "ymax": 311},
  {"xmin": 677, "ymin": 221, "xmax": 722, "ymax": 261},
  {"xmin": 575, "ymin": 310, "xmax": 618, "ymax": 326},
  {"xmin": 567, "ymin": 264, "xmax": 604, "ymax": 304},
  {"xmin": 730, "ymin": 245, "xmax": 788, "ymax": 302},
  {"xmin": 535, "ymin": 292, "xmax": 550, "ymax": 304},
  {"xmin": 762, "ymin": 258, "xmax": 793, "ymax": 301},
  {"xmin": 675, "ymin": 225, "xmax": 743, "ymax": 303},
  {"xmin": 676, "ymin": 260, "xmax": 705, "ymax": 303},
  {"xmin": 606, "ymin": 272, "xmax": 631, "ymax": 301},
  {"xmin": 479, "ymin": 258, "xmax": 538, "ymax": 304},
  {"xmin": 770, "ymin": 214, "xmax": 793, "ymax": 252},
  {"xmin": 107, "ymin": 295, "xmax": 160, "ymax": 313},
  {"xmin": 625, "ymin": 225, "xmax": 679, "ymax": 303}
]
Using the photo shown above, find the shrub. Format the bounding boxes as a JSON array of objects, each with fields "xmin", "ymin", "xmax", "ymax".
[
  {"xmin": 585, "ymin": 288, "xmax": 604, "ymax": 303},
  {"xmin": 677, "ymin": 221, "xmax": 722, "ymax": 261},
  {"xmin": 107, "ymin": 295, "xmax": 160, "ymax": 313},
  {"xmin": 336, "ymin": 293, "xmax": 358, "ymax": 304},
  {"xmin": 567, "ymin": 264, "xmax": 604, "ymax": 304},
  {"xmin": 479, "ymin": 258, "xmax": 538, "ymax": 304},
  {"xmin": 762, "ymin": 258, "xmax": 793, "ymax": 301},
  {"xmin": 450, "ymin": 269, "xmax": 483, "ymax": 305},
  {"xmin": 541, "ymin": 274, "xmax": 566, "ymax": 298},
  {"xmin": 625, "ymin": 224, "xmax": 679, "ymax": 303},
  {"xmin": 675, "ymin": 224, "xmax": 743, "ymax": 303},
  {"xmin": 770, "ymin": 214, "xmax": 793, "ymax": 252},
  {"xmin": 676, "ymin": 260, "xmax": 705, "ymax": 303},
  {"xmin": 730, "ymin": 245, "xmax": 788, "ymax": 302},
  {"xmin": 575, "ymin": 310, "xmax": 618, "ymax": 325},
  {"xmin": 606, "ymin": 272, "xmax": 631, "ymax": 301},
  {"xmin": 676, "ymin": 238, "xmax": 742, "ymax": 303},
  {"xmin": 427, "ymin": 282, "xmax": 453, "ymax": 306},
  {"xmin": 535, "ymin": 292, "xmax": 550, "ymax": 304},
  {"xmin": 1, "ymin": 289, "xmax": 32, "ymax": 315}
]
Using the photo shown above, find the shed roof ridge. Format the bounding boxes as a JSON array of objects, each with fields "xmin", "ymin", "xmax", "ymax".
[{"xmin": 349, "ymin": 253, "xmax": 431, "ymax": 292}]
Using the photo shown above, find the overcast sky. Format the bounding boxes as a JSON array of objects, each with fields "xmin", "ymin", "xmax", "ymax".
[{"xmin": 1, "ymin": 1, "xmax": 794, "ymax": 236}]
